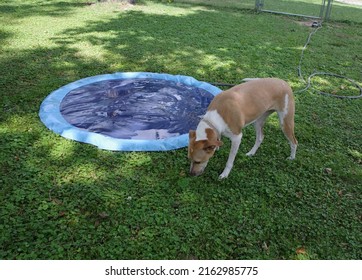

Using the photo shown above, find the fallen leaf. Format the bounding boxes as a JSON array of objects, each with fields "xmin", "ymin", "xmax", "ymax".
[
  {"xmin": 296, "ymin": 247, "xmax": 306, "ymax": 254},
  {"xmin": 296, "ymin": 191, "xmax": 303, "ymax": 198},
  {"xmin": 58, "ymin": 211, "xmax": 66, "ymax": 217},
  {"xmin": 325, "ymin": 168, "xmax": 332, "ymax": 174},
  {"xmin": 52, "ymin": 198, "xmax": 63, "ymax": 205},
  {"xmin": 99, "ymin": 212, "xmax": 109, "ymax": 219}
]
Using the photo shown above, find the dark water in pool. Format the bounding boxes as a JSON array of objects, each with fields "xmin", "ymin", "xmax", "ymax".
[{"xmin": 60, "ymin": 78, "xmax": 214, "ymax": 140}]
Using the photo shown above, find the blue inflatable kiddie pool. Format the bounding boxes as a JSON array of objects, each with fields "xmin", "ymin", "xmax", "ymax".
[{"xmin": 39, "ymin": 72, "xmax": 221, "ymax": 151}]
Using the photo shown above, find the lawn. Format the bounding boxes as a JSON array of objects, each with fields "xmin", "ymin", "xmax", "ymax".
[{"xmin": 0, "ymin": 0, "xmax": 361, "ymax": 259}]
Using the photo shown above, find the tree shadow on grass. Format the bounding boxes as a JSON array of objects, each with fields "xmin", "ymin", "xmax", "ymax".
[
  {"xmin": 52, "ymin": 8, "xmax": 307, "ymax": 83},
  {"xmin": 0, "ymin": 1, "xmax": 92, "ymax": 21},
  {"xmin": 0, "ymin": 30, "xmax": 13, "ymax": 46}
]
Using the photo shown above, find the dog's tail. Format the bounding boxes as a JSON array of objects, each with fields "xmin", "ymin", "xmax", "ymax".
[
  {"xmin": 211, "ymin": 78, "xmax": 260, "ymax": 88},
  {"xmin": 241, "ymin": 78, "xmax": 260, "ymax": 82}
]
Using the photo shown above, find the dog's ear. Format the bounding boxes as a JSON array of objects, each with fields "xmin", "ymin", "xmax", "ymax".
[
  {"xmin": 215, "ymin": 140, "xmax": 223, "ymax": 147},
  {"xmin": 205, "ymin": 129, "xmax": 223, "ymax": 147},
  {"xmin": 189, "ymin": 130, "xmax": 196, "ymax": 139},
  {"xmin": 204, "ymin": 145, "xmax": 216, "ymax": 153},
  {"xmin": 203, "ymin": 140, "xmax": 223, "ymax": 153},
  {"xmin": 208, "ymin": 140, "xmax": 223, "ymax": 148}
]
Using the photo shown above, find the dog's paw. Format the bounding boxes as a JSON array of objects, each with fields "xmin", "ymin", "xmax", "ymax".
[
  {"xmin": 245, "ymin": 151, "xmax": 255, "ymax": 157},
  {"xmin": 219, "ymin": 170, "xmax": 230, "ymax": 180},
  {"xmin": 287, "ymin": 156, "xmax": 295, "ymax": 160}
]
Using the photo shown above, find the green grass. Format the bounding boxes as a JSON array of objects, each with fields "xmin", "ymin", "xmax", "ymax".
[{"xmin": 0, "ymin": 0, "xmax": 361, "ymax": 259}]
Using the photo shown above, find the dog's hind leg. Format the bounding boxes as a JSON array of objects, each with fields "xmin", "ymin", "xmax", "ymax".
[
  {"xmin": 246, "ymin": 111, "xmax": 273, "ymax": 157},
  {"xmin": 282, "ymin": 118, "xmax": 297, "ymax": 160},
  {"xmin": 278, "ymin": 96, "xmax": 297, "ymax": 160}
]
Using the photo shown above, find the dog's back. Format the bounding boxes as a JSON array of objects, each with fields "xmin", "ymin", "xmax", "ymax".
[{"xmin": 207, "ymin": 78, "xmax": 294, "ymax": 133}]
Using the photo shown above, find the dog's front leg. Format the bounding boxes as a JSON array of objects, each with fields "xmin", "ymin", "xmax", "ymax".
[{"xmin": 219, "ymin": 133, "xmax": 242, "ymax": 179}]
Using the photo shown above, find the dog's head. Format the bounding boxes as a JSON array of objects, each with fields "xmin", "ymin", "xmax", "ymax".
[{"xmin": 188, "ymin": 129, "xmax": 223, "ymax": 176}]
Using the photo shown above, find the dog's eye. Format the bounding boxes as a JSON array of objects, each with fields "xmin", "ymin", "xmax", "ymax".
[{"xmin": 194, "ymin": 161, "xmax": 201, "ymax": 164}]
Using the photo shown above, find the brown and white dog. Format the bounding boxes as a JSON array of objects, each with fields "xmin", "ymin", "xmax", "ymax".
[{"xmin": 188, "ymin": 78, "xmax": 297, "ymax": 179}]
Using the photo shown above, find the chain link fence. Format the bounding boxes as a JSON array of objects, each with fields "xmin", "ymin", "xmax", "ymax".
[{"xmin": 173, "ymin": 0, "xmax": 362, "ymax": 23}]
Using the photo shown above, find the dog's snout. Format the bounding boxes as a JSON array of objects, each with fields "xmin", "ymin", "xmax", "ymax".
[
  {"xmin": 190, "ymin": 170, "xmax": 197, "ymax": 176},
  {"xmin": 190, "ymin": 170, "xmax": 203, "ymax": 177},
  {"xmin": 189, "ymin": 161, "xmax": 207, "ymax": 177},
  {"xmin": 189, "ymin": 164, "xmax": 197, "ymax": 176}
]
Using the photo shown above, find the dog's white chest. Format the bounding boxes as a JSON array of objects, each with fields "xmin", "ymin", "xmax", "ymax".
[{"xmin": 196, "ymin": 110, "xmax": 232, "ymax": 141}]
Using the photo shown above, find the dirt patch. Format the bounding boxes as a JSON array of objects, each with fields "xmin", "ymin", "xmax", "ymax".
[{"xmin": 295, "ymin": 20, "xmax": 320, "ymax": 27}]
